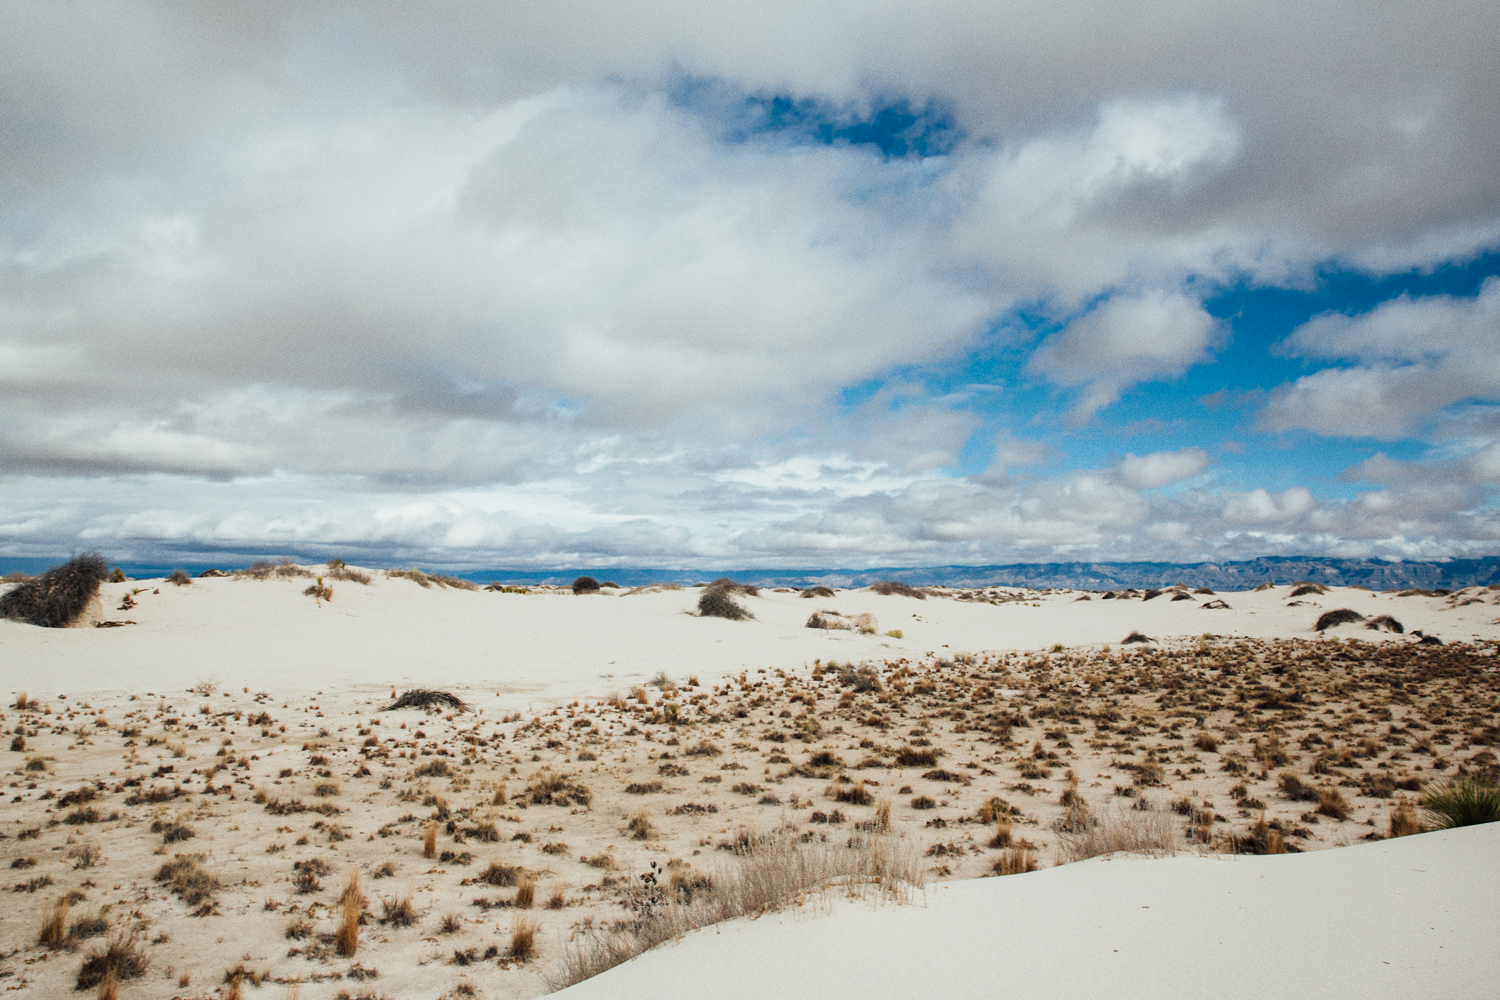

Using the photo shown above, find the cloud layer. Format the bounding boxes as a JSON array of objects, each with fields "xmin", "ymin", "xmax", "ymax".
[{"xmin": 3, "ymin": 2, "xmax": 1500, "ymax": 567}]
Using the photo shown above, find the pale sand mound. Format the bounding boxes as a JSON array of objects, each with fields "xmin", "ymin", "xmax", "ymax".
[{"xmin": 556, "ymin": 823, "xmax": 1500, "ymax": 1000}]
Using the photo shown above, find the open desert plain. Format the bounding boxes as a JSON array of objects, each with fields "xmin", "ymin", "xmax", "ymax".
[{"xmin": 2, "ymin": 565, "xmax": 1499, "ymax": 999}]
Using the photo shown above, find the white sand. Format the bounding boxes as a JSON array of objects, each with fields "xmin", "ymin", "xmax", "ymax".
[
  {"xmin": 2, "ymin": 571, "xmax": 1497, "ymax": 998},
  {"xmin": 556, "ymin": 822, "xmax": 1500, "ymax": 1000},
  {"xmin": 6, "ymin": 576, "xmax": 1494, "ymax": 711}
]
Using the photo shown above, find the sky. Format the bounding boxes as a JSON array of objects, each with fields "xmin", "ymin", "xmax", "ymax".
[{"xmin": 3, "ymin": 1, "xmax": 1500, "ymax": 571}]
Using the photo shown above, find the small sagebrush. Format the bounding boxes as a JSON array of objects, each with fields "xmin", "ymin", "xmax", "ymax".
[
  {"xmin": 1314, "ymin": 608, "xmax": 1366, "ymax": 631},
  {"xmin": 869, "ymin": 580, "xmax": 926, "ymax": 599},
  {"xmin": 698, "ymin": 586, "xmax": 752, "ymax": 621},
  {"xmin": 75, "ymin": 934, "xmax": 148, "ymax": 990}
]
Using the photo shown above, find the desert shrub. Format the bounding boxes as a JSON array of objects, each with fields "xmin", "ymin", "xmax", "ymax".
[
  {"xmin": 1421, "ymin": 775, "xmax": 1500, "ymax": 829},
  {"xmin": 683, "ymin": 741, "xmax": 721, "ymax": 757},
  {"xmin": 75, "ymin": 934, "xmax": 147, "ymax": 990},
  {"xmin": 39, "ymin": 898, "xmax": 71, "ymax": 949},
  {"xmin": 625, "ymin": 782, "xmax": 664, "ymax": 795},
  {"xmin": 698, "ymin": 587, "xmax": 752, "ymax": 621},
  {"xmin": 991, "ymin": 846, "xmax": 1038, "ymax": 876},
  {"xmin": 1365, "ymin": 614, "xmax": 1405, "ymax": 633},
  {"xmin": 380, "ymin": 895, "xmax": 417, "ymax": 926},
  {"xmin": 571, "ymin": 576, "xmax": 601, "ymax": 594},
  {"xmin": 1315, "ymin": 787, "xmax": 1351, "ymax": 821},
  {"xmin": 869, "ymin": 580, "xmax": 926, "ymax": 599},
  {"xmin": 706, "ymin": 577, "xmax": 759, "ymax": 596},
  {"xmin": 1121, "ymin": 631, "xmax": 1152, "ymax": 645},
  {"xmin": 325, "ymin": 560, "xmax": 373, "ymax": 584},
  {"xmin": 165, "ymin": 569, "xmax": 193, "ymax": 586},
  {"xmin": 1055, "ymin": 801, "xmax": 1180, "ymax": 863},
  {"xmin": 238, "ymin": 559, "xmax": 312, "ymax": 580},
  {"xmin": 626, "ymin": 810, "xmax": 655, "ymax": 840},
  {"xmin": 150, "ymin": 817, "xmax": 195, "ymax": 843},
  {"xmin": 1277, "ymin": 772, "xmax": 1319, "ymax": 802},
  {"xmin": 0, "ymin": 553, "xmax": 109, "ymax": 628},
  {"xmin": 154, "ymin": 855, "xmax": 219, "ymax": 907},
  {"xmin": 429, "ymin": 574, "xmax": 479, "ymax": 590},
  {"xmin": 69, "ymin": 908, "xmax": 109, "ymax": 940},
  {"xmin": 481, "ymin": 863, "xmax": 521, "ymax": 887},
  {"xmin": 800, "ymin": 586, "xmax": 836, "ymax": 598},
  {"xmin": 527, "ymin": 771, "xmax": 591, "ymax": 807},
  {"xmin": 386, "ymin": 690, "xmax": 467, "ymax": 713},
  {"xmin": 893, "ymin": 746, "xmax": 938, "ymax": 768},
  {"xmin": 828, "ymin": 782, "xmax": 873, "ymax": 806},
  {"xmin": 1314, "ymin": 608, "xmax": 1366, "ymax": 631},
  {"xmin": 1290, "ymin": 583, "xmax": 1328, "ymax": 597}
]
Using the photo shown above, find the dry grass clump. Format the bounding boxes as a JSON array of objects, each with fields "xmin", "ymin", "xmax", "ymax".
[
  {"xmin": 554, "ymin": 830, "xmax": 919, "ymax": 989},
  {"xmin": 480, "ymin": 862, "xmax": 521, "ymax": 888},
  {"xmin": 325, "ymin": 559, "xmax": 372, "ymax": 584},
  {"xmin": 526, "ymin": 771, "xmax": 592, "ymax": 806},
  {"xmin": 154, "ymin": 854, "xmax": 220, "ymax": 907},
  {"xmin": 335, "ymin": 870, "xmax": 363, "ymax": 956},
  {"xmin": 514, "ymin": 878, "xmax": 536, "ymax": 909},
  {"xmin": 379, "ymin": 895, "xmax": 417, "ymax": 927},
  {"xmin": 1388, "ymin": 801, "xmax": 1423, "ymax": 838},
  {"xmin": 800, "ymin": 586, "xmax": 836, "ymax": 598},
  {"xmin": 38, "ymin": 898, "xmax": 71, "ymax": 949},
  {"xmin": 510, "ymin": 915, "xmax": 539, "ymax": 961},
  {"xmin": 1055, "ymin": 801, "xmax": 1180, "ymax": 863},
  {"xmin": 0, "ymin": 553, "xmax": 109, "ymax": 628},
  {"xmin": 991, "ymin": 846, "xmax": 1038, "ymax": 876},
  {"xmin": 869, "ymin": 580, "xmax": 926, "ymax": 599},
  {"xmin": 75, "ymin": 934, "xmax": 147, "ymax": 991},
  {"xmin": 423, "ymin": 824, "xmax": 438, "ymax": 859},
  {"xmin": 165, "ymin": 569, "xmax": 193, "ymax": 586}
]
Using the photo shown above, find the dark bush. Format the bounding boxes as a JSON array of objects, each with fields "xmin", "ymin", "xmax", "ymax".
[
  {"xmin": 1366, "ymin": 614, "xmax": 1405, "ymax": 634},
  {"xmin": 571, "ymin": 576, "xmax": 601, "ymax": 594},
  {"xmin": 707, "ymin": 577, "xmax": 759, "ymax": 596},
  {"xmin": 1121, "ymin": 631, "xmax": 1152, "ymax": 645},
  {"xmin": 799, "ymin": 586, "xmax": 836, "ymax": 598},
  {"xmin": 166, "ymin": 569, "xmax": 193, "ymax": 586},
  {"xmin": 385, "ymin": 690, "xmax": 467, "ymax": 713},
  {"xmin": 698, "ymin": 587, "xmax": 752, "ymax": 621},
  {"xmin": 0, "ymin": 553, "xmax": 109, "ymax": 628},
  {"xmin": 75, "ymin": 934, "xmax": 148, "ymax": 990},
  {"xmin": 1314, "ymin": 608, "xmax": 1365, "ymax": 631},
  {"xmin": 870, "ymin": 580, "xmax": 926, "ymax": 599}
]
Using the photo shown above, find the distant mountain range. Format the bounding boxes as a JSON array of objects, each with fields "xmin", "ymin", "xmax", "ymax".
[
  {"xmin": 450, "ymin": 556, "xmax": 1500, "ymax": 591},
  {"xmin": 7, "ymin": 554, "xmax": 1499, "ymax": 592}
]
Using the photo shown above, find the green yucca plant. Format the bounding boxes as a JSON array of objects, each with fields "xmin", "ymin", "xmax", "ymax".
[{"xmin": 1421, "ymin": 775, "xmax": 1500, "ymax": 829}]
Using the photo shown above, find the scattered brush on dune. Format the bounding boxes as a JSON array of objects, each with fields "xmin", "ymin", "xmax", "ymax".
[
  {"xmin": 800, "ymin": 586, "xmax": 836, "ymax": 598},
  {"xmin": 386, "ymin": 567, "xmax": 478, "ymax": 590},
  {"xmin": 553, "ymin": 830, "xmax": 921, "ymax": 989},
  {"xmin": 324, "ymin": 559, "xmax": 372, "ymax": 585},
  {"xmin": 235, "ymin": 558, "xmax": 312, "ymax": 580},
  {"xmin": 1315, "ymin": 608, "xmax": 1366, "ymax": 631},
  {"xmin": 1366, "ymin": 614, "xmax": 1404, "ymax": 633},
  {"xmin": 1055, "ymin": 800, "xmax": 1180, "ymax": 863},
  {"xmin": 384, "ymin": 689, "xmax": 467, "ymax": 713},
  {"xmin": 869, "ymin": 580, "xmax": 927, "ymax": 599},
  {"xmin": 1290, "ymin": 582, "xmax": 1329, "ymax": 597},
  {"xmin": 0, "ymin": 553, "xmax": 109, "ymax": 628}
]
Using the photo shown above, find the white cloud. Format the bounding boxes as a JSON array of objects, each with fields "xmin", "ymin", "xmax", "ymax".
[
  {"xmin": 1031, "ymin": 291, "xmax": 1222, "ymax": 421},
  {"xmin": 1116, "ymin": 448, "xmax": 1210, "ymax": 490},
  {"xmin": 1262, "ymin": 277, "xmax": 1500, "ymax": 438},
  {"xmin": 1221, "ymin": 487, "xmax": 1315, "ymax": 524}
]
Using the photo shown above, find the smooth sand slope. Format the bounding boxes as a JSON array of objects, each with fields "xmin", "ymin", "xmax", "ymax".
[{"xmin": 556, "ymin": 823, "xmax": 1500, "ymax": 1000}]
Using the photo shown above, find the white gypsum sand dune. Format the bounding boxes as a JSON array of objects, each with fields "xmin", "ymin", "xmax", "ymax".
[
  {"xmin": 555, "ymin": 823, "xmax": 1500, "ymax": 1000},
  {"xmin": 1, "ymin": 569, "xmax": 1497, "ymax": 997},
  {"xmin": 4, "ymin": 575, "xmax": 1496, "ymax": 706}
]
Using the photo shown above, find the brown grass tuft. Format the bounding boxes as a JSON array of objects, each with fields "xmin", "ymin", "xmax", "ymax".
[
  {"xmin": 39, "ymin": 897, "xmax": 71, "ymax": 949},
  {"xmin": 509, "ymin": 915, "xmax": 538, "ymax": 961},
  {"xmin": 515, "ymin": 877, "xmax": 536, "ymax": 909},
  {"xmin": 423, "ymin": 823, "xmax": 437, "ymax": 858}
]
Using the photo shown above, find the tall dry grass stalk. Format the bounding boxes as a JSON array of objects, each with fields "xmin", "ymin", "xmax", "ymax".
[
  {"xmin": 423, "ymin": 824, "xmax": 437, "ymax": 859},
  {"xmin": 39, "ymin": 898, "xmax": 70, "ymax": 949},
  {"xmin": 335, "ymin": 869, "xmax": 363, "ymax": 957},
  {"xmin": 552, "ymin": 829, "xmax": 921, "ymax": 989},
  {"xmin": 1055, "ymin": 800, "xmax": 1181, "ymax": 864}
]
